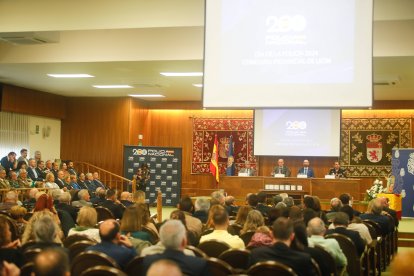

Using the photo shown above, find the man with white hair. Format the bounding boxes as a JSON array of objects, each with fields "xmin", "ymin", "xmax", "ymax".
[
  {"xmin": 0, "ymin": 168, "xmax": 10, "ymax": 189},
  {"xmin": 72, "ymin": 189, "xmax": 92, "ymax": 207},
  {"xmin": 143, "ymin": 220, "xmax": 209, "ymax": 276},
  {"xmin": 119, "ymin": 192, "xmax": 133, "ymax": 207},
  {"xmin": 56, "ymin": 191, "xmax": 78, "ymax": 222},
  {"xmin": 193, "ymin": 197, "xmax": 210, "ymax": 223},
  {"xmin": 0, "ymin": 191, "xmax": 18, "ymax": 211},
  {"xmin": 85, "ymin": 172, "xmax": 98, "ymax": 191},
  {"xmin": 307, "ymin": 217, "xmax": 347, "ymax": 268}
]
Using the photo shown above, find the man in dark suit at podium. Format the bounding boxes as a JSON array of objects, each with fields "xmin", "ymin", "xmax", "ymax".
[
  {"xmin": 297, "ymin": 159, "xmax": 315, "ymax": 178},
  {"xmin": 328, "ymin": 161, "xmax": 347, "ymax": 178},
  {"xmin": 273, "ymin": 159, "xmax": 291, "ymax": 177}
]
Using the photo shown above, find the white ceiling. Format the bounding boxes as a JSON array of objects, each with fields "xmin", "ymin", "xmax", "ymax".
[{"xmin": 0, "ymin": 0, "xmax": 413, "ymax": 102}]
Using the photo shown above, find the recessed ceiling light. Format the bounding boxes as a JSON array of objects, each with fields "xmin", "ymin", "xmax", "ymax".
[
  {"xmin": 47, "ymin": 74, "xmax": 94, "ymax": 78},
  {"xmin": 160, "ymin": 72, "xmax": 203, "ymax": 77},
  {"xmin": 128, "ymin": 94, "xmax": 165, "ymax": 98},
  {"xmin": 93, "ymin": 85, "xmax": 133, "ymax": 89},
  {"xmin": 193, "ymin": 84, "xmax": 203, "ymax": 87}
]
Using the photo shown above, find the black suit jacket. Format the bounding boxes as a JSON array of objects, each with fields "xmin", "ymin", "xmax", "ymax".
[
  {"xmin": 27, "ymin": 167, "xmax": 43, "ymax": 181},
  {"xmin": 101, "ymin": 200, "xmax": 125, "ymax": 219},
  {"xmin": 55, "ymin": 202, "xmax": 78, "ymax": 223},
  {"xmin": 304, "ymin": 246, "xmax": 331, "ymax": 276},
  {"xmin": 384, "ymin": 207, "xmax": 399, "ymax": 227},
  {"xmin": 326, "ymin": 227, "xmax": 365, "ymax": 256},
  {"xmin": 328, "ymin": 168, "xmax": 347, "ymax": 178},
  {"xmin": 256, "ymin": 203, "xmax": 271, "ymax": 217},
  {"xmin": 251, "ymin": 242, "xmax": 316, "ymax": 276},
  {"xmin": 143, "ymin": 249, "xmax": 209, "ymax": 276},
  {"xmin": 55, "ymin": 178, "xmax": 65, "ymax": 189}
]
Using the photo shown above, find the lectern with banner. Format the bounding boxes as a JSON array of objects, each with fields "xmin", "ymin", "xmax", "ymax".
[{"xmin": 123, "ymin": 146, "xmax": 182, "ymax": 206}]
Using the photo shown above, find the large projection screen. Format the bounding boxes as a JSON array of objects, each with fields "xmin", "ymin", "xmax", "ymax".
[
  {"xmin": 203, "ymin": 0, "xmax": 373, "ymax": 108},
  {"xmin": 254, "ymin": 109, "xmax": 341, "ymax": 156}
]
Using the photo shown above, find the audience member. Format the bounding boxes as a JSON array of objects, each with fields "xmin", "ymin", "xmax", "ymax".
[
  {"xmin": 273, "ymin": 194, "xmax": 283, "ymax": 206},
  {"xmin": 69, "ymin": 174, "xmax": 81, "ymax": 189},
  {"xmin": 17, "ymin": 148, "xmax": 28, "ymax": 165},
  {"xmin": 247, "ymin": 193, "xmax": 259, "ymax": 208},
  {"xmin": 9, "ymin": 205, "xmax": 28, "ymax": 237},
  {"xmin": 0, "ymin": 216, "xmax": 23, "ymax": 267},
  {"xmin": 55, "ymin": 170, "xmax": 66, "ymax": 189},
  {"xmin": 71, "ymin": 189, "xmax": 93, "ymax": 207},
  {"xmin": 256, "ymin": 192, "xmax": 271, "ymax": 216},
  {"xmin": 77, "ymin": 172, "xmax": 88, "ymax": 190},
  {"xmin": 0, "ymin": 191, "xmax": 18, "ymax": 211},
  {"xmin": 326, "ymin": 212, "xmax": 365, "ymax": 256},
  {"xmin": 100, "ymin": 189, "xmax": 125, "ymax": 219},
  {"xmin": 28, "ymin": 215, "xmax": 63, "ymax": 250},
  {"xmin": 378, "ymin": 196, "xmax": 399, "ymax": 227},
  {"xmin": 17, "ymin": 169, "xmax": 32, "ymax": 188},
  {"xmin": 44, "ymin": 173, "xmax": 60, "ymax": 189},
  {"xmin": 67, "ymin": 161, "xmax": 78, "ymax": 176},
  {"xmin": 250, "ymin": 217, "xmax": 315, "ymax": 276},
  {"xmin": 224, "ymin": 195, "xmax": 239, "ymax": 216},
  {"xmin": 120, "ymin": 204, "xmax": 152, "ymax": 242},
  {"xmin": 170, "ymin": 210, "xmax": 198, "ymax": 246},
  {"xmin": 234, "ymin": 205, "xmax": 253, "ymax": 227},
  {"xmin": 241, "ymin": 210, "xmax": 265, "ymax": 235},
  {"xmin": 27, "ymin": 158, "xmax": 44, "ymax": 182},
  {"xmin": 68, "ymin": 206, "xmax": 100, "ymax": 242},
  {"xmin": 283, "ymin": 196, "xmax": 295, "ymax": 208},
  {"xmin": 178, "ymin": 196, "xmax": 202, "ymax": 237},
  {"xmin": 0, "ymin": 152, "xmax": 17, "ymax": 176},
  {"xmin": 199, "ymin": 205, "xmax": 245, "ymax": 249},
  {"xmin": 93, "ymin": 172, "xmax": 106, "ymax": 189},
  {"xmin": 8, "ymin": 171, "xmax": 19, "ymax": 189},
  {"xmin": 91, "ymin": 187, "xmax": 106, "ymax": 205},
  {"xmin": 132, "ymin": 190, "xmax": 146, "ymax": 204},
  {"xmin": 210, "ymin": 191, "xmax": 225, "ymax": 206},
  {"xmin": 142, "ymin": 220, "xmax": 209, "ymax": 276},
  {"xmin": 33, "ymin": 247, "xmax": 70, "ymax": 276},
  {"xmin": 36, "ymin": 160, "xmax": 46, "ymax": 179},
  {"xmin": 120, "ymin": 191, "xmax": 133, "ymax": 207},
  {"xmin": 147, "ymin": 259, "xmax": 183, "ymax": 276},
  {"xmin": 303, "ymin": 196, "xmax": 328, "ymax": 224},
  {"xmin": 193, "ymin": 197, "xmax": 210, "ymax": 224},
  {"xmin": 23, "ymin": 187, "xmax": 39, "ymax": 211},
  {"xmin": 86, "ymin": 219, "xmax": 137, "ymax": 268},
  {"xmin": 360, "ymin": 198, "xmax": 394, "ymax": 235},
  {"xmin": 55, "ymin": 192, "xmax": 78, "ymax": 222},
  {"xmin": 307, "ymin": 217, "xmax": 347, "ymax": 268},
  {"xmin": 0, "ymin": 168, "xmax": 11, "ymax": 189},
  {"xmin": 85, "ymin": 172, "xmax": 98, "ymax": 191},
  {"xmin": 326, "ymin": 197, "xmax": 343, "ymax": 222},
  {"xmin": 247, "ymin": 226, "xmax": 274, "ymax": 248}
]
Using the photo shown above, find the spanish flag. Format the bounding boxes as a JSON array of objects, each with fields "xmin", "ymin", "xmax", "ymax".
[{"xmin": 210, "ymin": 134, "xmax": 219, "ymax": 183}]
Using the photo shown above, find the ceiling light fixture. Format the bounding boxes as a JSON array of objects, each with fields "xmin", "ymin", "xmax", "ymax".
[
  {"xmin": 93, "ymin": 85, "xmax": 132, "ymax": 89},
  {"xmin": 193, "ymin": 84, "xmax": 203, "ymax": 87},
  {"xmin": 128, "ymin": 94, "xmax": 165, "ymax": 98},
  {"xmin": 47, "ymin": 74, "xmax": 94, "ymax": 78},
  {"xmin": 160, "ymin": 72, "xmax": 203, "ymax": 77}
]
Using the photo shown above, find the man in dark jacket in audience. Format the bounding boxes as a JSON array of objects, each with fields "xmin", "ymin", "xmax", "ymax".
[{"xmin": 101, "ymin": 189, "xmax": 125, "ymax": 219}]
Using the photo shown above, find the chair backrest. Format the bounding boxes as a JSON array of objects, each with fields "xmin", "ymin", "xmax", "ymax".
[
  {"xmin": 124, "ymin": 256, "xmax": 145, "ymax": 276},
  {"xmin": 313, "ymin": 245, "xmax": 337, "ymax": 276},
  {"xmin": 206, "ymin": 257, "xmax": 234, "ymax": 276},
  {"xmin": 68, "ymin": 240, "xmax": 97, "ymax": 262},
  {"xmin": 326, "ymin": 233, "xmax": 361, "ymax": 276},
  {"xmin": 227, "ymin": 223, "xmax": 243, "ymax": 236},
  {"xmin": 80, "ymin": 265, "xmax": 127, "ymax": 276},
  {"xmin": 240, "ymin": 230, "xmax": 255, "ymax": 246},
  {"xmin": 95, "ymin": 206, "xmax": 115, "ymax": 222},
  {"xmin": 141, "ymin": 225, "xmax": 160, "ymax": 244},
  {"xmin": 362, "ymin": 221, "xmax": 378, "ymax": 241},
  {"xmin": 218, "ymin": 248, "xmax": 251, "ymax": 270},
  {"xmin": 198, "ymin": 239, "xmax": 231, "ymax": 258},
  {"xmin": 363, "ymin": 220, "xmax": 383, "ymax": 237},
  {"xmin": 71, "ymin": 250, "xmax": 119, "ymax": 276},
  {"xmin": 186, "ymin": 245, "xmax": 208, "ymax": 258},
  {"xmin": 23, "ymin": 248, "xmax": 42, "ymax": 263},
  {"xmin": 310, "ymin": 258, "xmax": 322, "ymax": 276},
  {"xmin": 247, "ymin": 261, "xmax": 297, "ymax": 276},
  {"xmin": 201, "ymin": 228, "xmax": 214, "ymax": 236},
  {"xmin": 20, "ymin": 262, "xmax": 35, "ymax": 276},
  {"xmin": 63, "ymin": 234, "xmax": 97, "ymax": 248}
]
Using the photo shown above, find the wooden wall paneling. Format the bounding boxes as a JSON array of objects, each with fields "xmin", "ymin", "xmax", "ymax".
[
  {"xmin": 61, "ymin": 97, "xmax": 130, "ymax": 176},
  {"xmin": 1, "ymin": 84, "xmax": 66, "ymax": 119},
  {"xmin": 128, "ymin": 99, "xmax": 149, "ymax": 145}
]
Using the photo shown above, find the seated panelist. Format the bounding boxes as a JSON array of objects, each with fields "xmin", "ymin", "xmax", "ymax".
[
  {"xmin": 272, "ymin": 159, "xmax": 291, "ymax": 177},
  {"xmin": 297, "ymin": 159, "xmax": 315, "ymax": 178},
  {"xmin": 328, "ymin": 161, "xmax": 347, "ymax": 178},
  {"xmin": 238, "ymin": 161, "xmax": 256, "ymax": 176}
]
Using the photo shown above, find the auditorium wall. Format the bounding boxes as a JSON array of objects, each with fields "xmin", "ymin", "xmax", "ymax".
[{"xmin": 28, "ymin": 115, "xmax": 61, "ymax": 161}]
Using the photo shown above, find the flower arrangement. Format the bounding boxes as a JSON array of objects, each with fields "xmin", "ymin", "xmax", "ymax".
[{"xmin": 365, "ymin": 179, "xmax": 387, "ymax": 201}]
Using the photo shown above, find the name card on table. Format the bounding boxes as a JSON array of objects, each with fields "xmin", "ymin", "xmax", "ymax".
[
  {"xmin": 325, "ymin": 174, "xmax": 335, "ymax": 179},
  {"xmin": 238, "ymin": 172, "xmax": 249, "ymax": 177},
  {"xmin": 274, "ymin": 173, "xmax": 285, "ymax": 178},
  {"xmin": 297, "ymin": 174, "xmax": 308, "ymax": 178}
]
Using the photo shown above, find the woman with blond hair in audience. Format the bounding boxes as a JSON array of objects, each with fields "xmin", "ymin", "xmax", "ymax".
[
  {"xmin": 120, "ymin": 205, "xmax": 152, "ymax": 242},
  {"xmin": 68, "ymin": 206, "xmax": 100, "ymax": 242},
  {"xmin": 44, "ymin": 172, "xmax": 60, "ymax": 189},
  {"xmin": 240, "ymin": 210, "xmax": 265, "ymax": 235},
  {"xmin": 247, "ymin": 225, "xmax": 274, "ymax": 249},
  {"xmin": 137, "ymin": 203, "xmax": 159, "ymax": 236},
  {"xmin": 234, "ymin": 205, "xmax": 253, "ymax": 226},
  {"xmin": 133, "ymin": 190, "xmax": 146, "ymax": 204},
  {"xmin": 21, "ymin": 210, "xmax": 63, "ymax": 244},
  {"xmin": 10, "ymin": 205, "xmax": 28, "ymax": 237}
]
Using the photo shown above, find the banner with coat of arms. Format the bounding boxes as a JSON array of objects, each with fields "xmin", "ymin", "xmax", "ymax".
[
  {"xmin": 341, "ymin": 118, "xmax": 412, "ymax": 177},
  {"xmin": 191, "ymin": 118, "xmax": 257, "ymax": 174}
]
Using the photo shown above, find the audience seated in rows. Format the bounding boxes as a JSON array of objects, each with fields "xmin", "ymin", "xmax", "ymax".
[
  {"xmin": 0, "ymin": 191, "xmax": 18, "ymax": 211},
  {"xmin": 0, "ymin": 216, "xmax": 23, "ymax": 267},
  {"xmin": 360, "ymin": 198, "xmax": 395, "ymax": 235},
  {"xmin": 72, "ymin": 189, "xmax": 92, "ymax": 208},
  {"xmin": 147, "ymin": 259, "xmax": 183, "ymax": 276},
  {"xmin": 120, "ymin": 191, "xmax": 133, "ymax": 207},
  {"xmin": 178, "ymin": 197, "xmax": 203, "ymax": 237},
  {"xmin": 193, "ymin": 197, "xmax": 210, "ymax": 224},
  {"xmin": 240, "ymin": 210, "xmax": 264, "ymax": 235},
  {"xmin": 34, "ymin": 247, "xmax": 71, "ymax": 276},
  {"xmin": 142, "ymin": 219, "xmax": 209, "ymax": 276},
  {"xmin": 326, "ymin": 197, "xmax": 343, "ymax": 222},
  {"xmin": 120, "ymin": 204, "xmax": 152, "ymax": 242},
  {"xmin": 100, "ymin": 189, "xmax": 125, "ymax": 220}
]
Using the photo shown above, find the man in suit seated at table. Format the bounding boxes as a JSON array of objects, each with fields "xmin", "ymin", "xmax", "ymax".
[
  {"xmin": 297, "ymin": 159, "xmax": 315, "ymax": 178},
  {"xmin": 250, "ymin": 217, "xmax": 316, "ymax": 276},
  {"xmin": 328, "ymin": 161, "xmax": 347, "ymax": 178},
  {"xmin": 238, "ymin": 161, "xmax": 256, "ymax": 176},
  {"xmin": 273, "ymin": 159, "xmax": 291, "ymax": 177}
]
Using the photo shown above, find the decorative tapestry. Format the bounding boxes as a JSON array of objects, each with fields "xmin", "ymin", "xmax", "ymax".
[
  {"xmin": 340, "ymin": 118, "xmax": 411, "ymax": 177},
  {"xmin": 191, "ymin": 118, "xmax": 256, "ymax": 174}
]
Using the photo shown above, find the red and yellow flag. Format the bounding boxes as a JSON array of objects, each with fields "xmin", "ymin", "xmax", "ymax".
[{"xmin": 210, "ymin": 134, "xmax": 219, "ymax": 183}]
